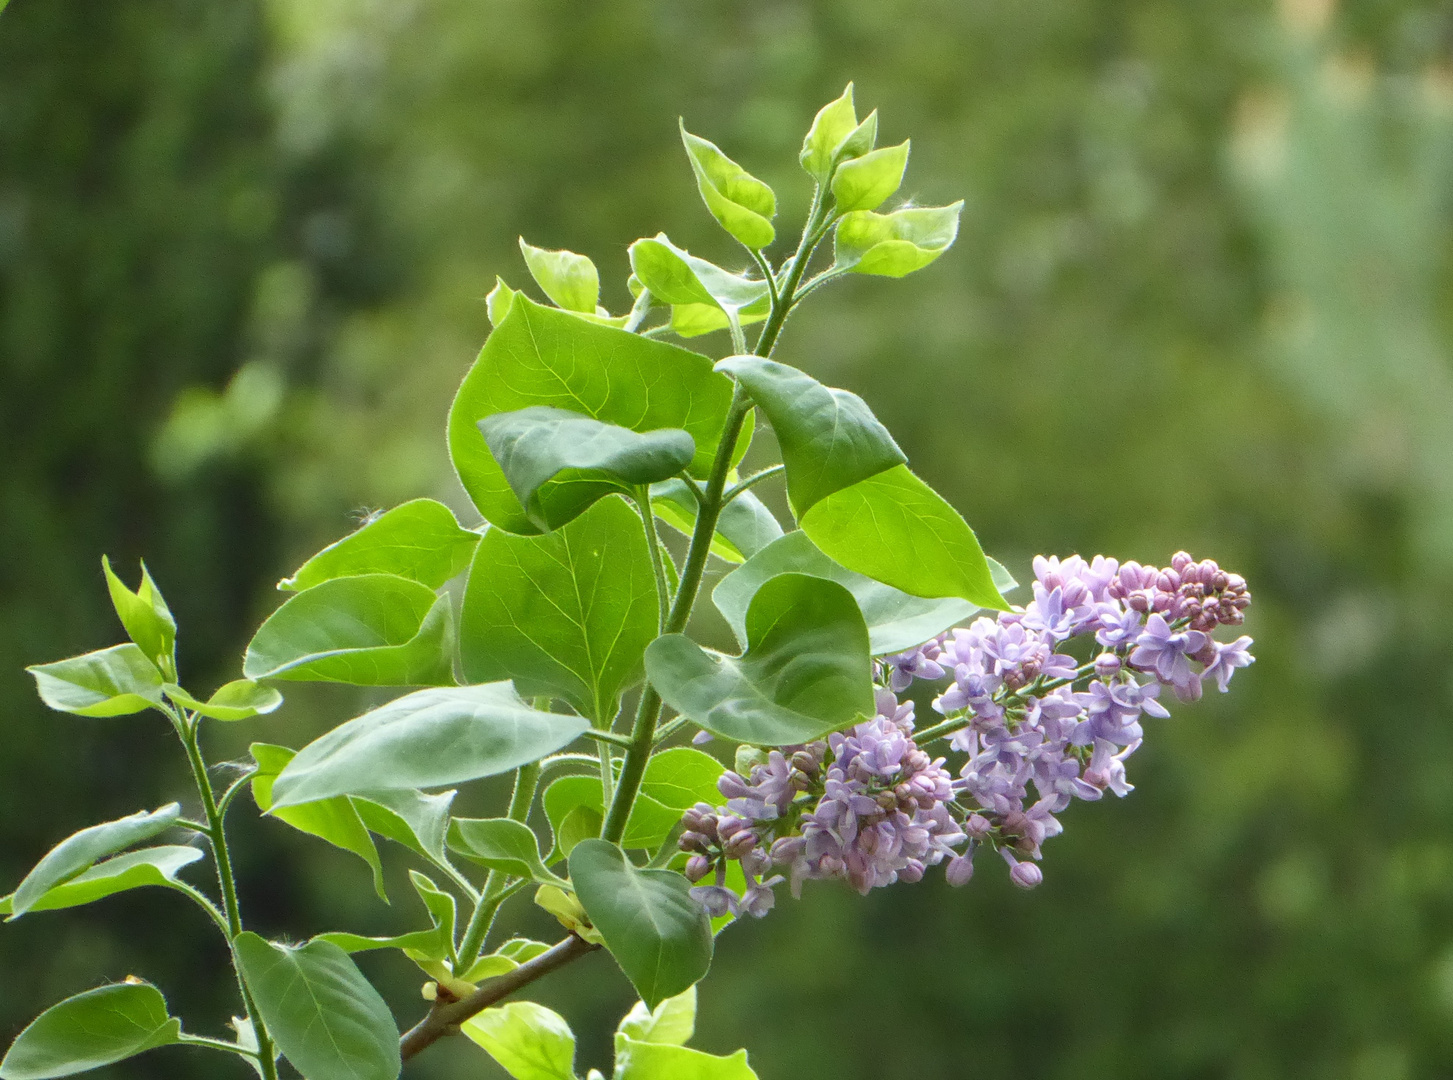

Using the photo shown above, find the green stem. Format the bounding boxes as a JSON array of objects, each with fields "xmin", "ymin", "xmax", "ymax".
[
  {"xmin": 166, "ymin": 880, "xmax": 233, "ymax": 940},
  {"xmin": 634, "ymin": 488, "xmax": 672, "ymax": 631},
  {"xmin": 722, "ymin": 463, "xmax": 785, "ymax": 504},
  {"xmin": 170, "ymin": 709, "xmax": 279, "ymax": 1080},
  {"xmin": 177, "ymin": 1033, "xmax": 261, "ymax": 1058},
  {"xmin": 456, "ymin": 762, "xmax": 541, "ymax": 966}
]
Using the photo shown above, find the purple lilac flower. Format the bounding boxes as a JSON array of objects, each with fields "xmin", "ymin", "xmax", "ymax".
[
  {"xmin": 1130, "ymin": 614, "xmax": 1210, "ymax": 699},
  {"xmin": 880, "ymin": 636, "xmax": 946, "ymax": 693},
  {"xmin": 1200, "ymin": 635, "xmax": 1255, "ymax": 692}
]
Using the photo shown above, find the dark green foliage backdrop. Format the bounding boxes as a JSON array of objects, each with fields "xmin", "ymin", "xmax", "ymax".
[{"xmin": 4, "ymin": 0, "xmax": 1453, "ymax": 1077}]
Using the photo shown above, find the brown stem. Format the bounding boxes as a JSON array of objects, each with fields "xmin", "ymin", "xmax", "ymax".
[{"xmin": 399, "ymin": 935, "xmax": 598, "ymax": 1062}]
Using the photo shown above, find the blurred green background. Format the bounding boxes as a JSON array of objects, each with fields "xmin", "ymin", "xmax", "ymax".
[{"xmin": 4, "ymin": 0, "xmax": 1453, "ymax": 1076}]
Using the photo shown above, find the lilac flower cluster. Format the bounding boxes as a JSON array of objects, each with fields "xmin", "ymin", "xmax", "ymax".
[{"xmin": 680, "ymin": 551, "xmax": 1253, "ymax": 913}]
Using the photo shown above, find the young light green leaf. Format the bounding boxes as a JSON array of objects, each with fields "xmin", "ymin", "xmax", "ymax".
[
  {"xmin": 533, "ymin": 883, "xmax": 605, "ymax": 945},
  {"xmin": 628, "ymin": 236, "xmax": 770, "ymax": 340},
  {"xmin": 543, "ymin": 776, "xmax": 679, "ymax": 855},
  {"xmin": 830, "ymin": 140, "xmax": 910, "ymax": 213},
  {"xmin": 616, "ymin": 985, "xmax": 696, "ymax": 1048},
  {"xmin": 250, "ymin": 744, "xmax": 386, "ymax": 902},
  {"xmin": 101, "ymin": 556, "xmax": 176, "ymax": 679},
  {"xmin": 615, "ymin": 1038, "xmax": 757, "ymax": 1080},
  {"xmin": 713, "ymin": 531, "xmax": 985, "ymax": 656},
  {"xmin": 316, "ymin": 870, "xmax": 456, "ymax": 962},
  {"xmin": 26, "ymin": 644, "xmax": 164, "ymax": 718},
  {"xmin": 651, "ymin": 479, "xmax": 783, "ymax": 564},
  {"xmin": 644, "ymin": 574, "xmax": 874, "ymax": 745},
  {"xmin": 519, "ymin": 238, "xmax": 599, "ymax": 314},
  {"xmin": 568, "ymin": 839, "xmax": 712, "ymax": 1009},
  {"xmin": 450, "ymin": 298, "xmax": 736, "ymax": 534},
  {"xmin": 800, "ymin": 465, "xmax": 1010, "ymax": 610},
  {"xmin": 0, "ymin": 982, "xmax": 182, "ymax": 1080},
  {"xmin": 448, "ymin": 818, "xmax": 562, "ymax": 885},
  {"xmin": 800, "ymin": 83, "xmax": 860, "ymax": 180},
  {"xmin": 351, "ymin": 787, "xmax": 455, "ymax": 863},
  {"xmin": 462, "ymin": 1001, "xmax": 577, "ymax": 1080},
  {"xmin": 487, "ymin": 276, "xmax": 517, "ymax": 327},
  {"xmin": 834, "ymin": 202, "xmax": 963, "ymax": 277},
  {"xmin": 243, "ymin": 574, "xmax": 455, "ymax": 685},
  {"xmin": 715, "ymin": 356, "xmax": 906, "ymax": 516},
  {"xmin": 667, "ymin": 300, "xmax": 769, "ymax": 340},
  {"xmin": 479, "ymin": 406, "xmax": 695, "ymax": 532},
  {"xmin": 270, "ymin": 683, "xmax": 589, "ymax": 807},
  {"xmin": 459, "ymin": 496, "xmax": 656, "ymax": 724},
  {"xmin": 234, "ymin": 933, "xmax": 400, "ymax": 1080},
  {"xmin": 9, "ymin": 804, "xmax": 181, "ymax": 918},
  {"xmin": 640, "ymin": 749, "xmax": 724, "ymax": 812},
  {"xmin": 679, "ymin": 124, "xmax": 775, "ymax": 249},
  {"xmin": 0, "ymin": 847, "xmax": 203, "ymax": 918},
  {"xmin": 405, "ymin": 870, "xmax": 457, "ymax": 964},
  {"xmin": 278, "ymin": 499, "xmax": 480, "ymax": 591},
  {"xmin": 163, "ymin": 680, "xmax": 282, "ymax": 721}
]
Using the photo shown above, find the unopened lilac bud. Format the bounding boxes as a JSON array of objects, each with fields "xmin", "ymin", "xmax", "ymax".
[
  {"xmin": 723, "ymin": 830, "xmax": 758, "ymax": 859},
  {"xmin": 1171, "ymin": 551, "xmax": 1193, "ymax": 573},
  {"xmin": 684, "ymin": 854, "xmax": 712, "ymax": 882},
  {"xmin": 1093, "ymin": 652, "xmax": 1121, "ymax": 679},
  {"xmin": 1127, "ymin": 592, "xmax": 1150, "ymax": 613},
  {"xmin": 679, "ymin": 830, "xmax": 711, "ymax": 854},
  {"xmin": 789, "ymin": 750, "xmax": 819, "ymax": 776},
  {"xmin": 875, "ymin": 790, "xmax": 898, "ymax": 812},
  {"xmin": 770, "ymin": 835, "xmax": 805, "ymax": 863},
  {"xmin": 1010, "ymin": 860, "xmax": 1043, "ymax": 889},
  {"xmin": 898, "ymin": 859, "xmax": 925, "ymax": 883},
  {"xmin": 716, "ymin": 815, "xmax": 748, "ymax": 841},
  {"xmin": 945, "ymin": 854, "xmax": 975, "ymax": 887},
  {"xmin": 965, "ymin": 814, "xmax": 993, "ymax": 839},
  {"xmin": 717, "ymin": 772, "xmax": 751, "ymax": 800}
]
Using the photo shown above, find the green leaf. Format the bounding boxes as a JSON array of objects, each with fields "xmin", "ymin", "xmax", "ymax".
[
  {"xmin": 459, "ymin": 496, "xmax": 656, "ymax": 724},
  {"xmin": 568, "ymin": 840, "xmax": 712, "ymax": 1009},
  {"xmin": 628, "ymin": 236, "xmax": 770, "ymax": 332},
  {"xmin": 0, "ymin": 983, "xmax": 182, "ymax": 1080},
  {"xmin": 714, "ymin": 531, "xmax": 984, "ymax": 656},
  {"xmin": 487, "ymin": 277, "xmax": 517, "ymax": 328},
  {"xmin": 542, "ymin": 776, "xmax": 678, "ymax": 854},
  {"xmin": 833, "ymin": 203, "xmax": 963, "ymax": 277},
  {"xmin": 457, "ymin": 938, "xmax": 551, "ymax": 983},
  {"xmin": 278, "ymin": 499, "xmax": 480, "ymax": 591},
  {"xmin": 462, "ymin": 1001, "xmax": 577, "ymax": 1080},
  {"xmin": 799, "ymin": 83, "xmax": 877, "ymax": 181},
  {"xmin": 478, "ymin": 406, "xmax": 695, "ymax": 532},
  {"xmin": 234, "ymin": 933, "xmax": 400, "ymax": 1080},
  {"xmin": 715, "ymin": 356, "xmax": 906, "ymax": 516},
  {"xmin": 679, "ymin": 124, "xmax": 775, "ymax": 249},
  {"xmin": 448, "ymin": 818, "xmax": 562, "ymax": 885},
  {"xmin": 830, "ymin": 140, "xmax": 910, "ymax": 213},
  {"xmin": 644, "ymin": 574, "xmax": 873, "ymax": 745},
  {"xmin": 640, "ymin": 749, "xmax": 724, "ymax": 812},
  {"xmin": 250, "ymin": 744, "xmax": 386, "ymax": 902},
  {"xmin": 242, "ymin": 574, "xmax": 455, "ymax": 686},
  {"xmin": 449, "ymin": 297, "xmax": 736, "ymax": 534},
  {"xmin": 800, "ymin": 465, "xmax": 1009, "ymax": 610},
  {"xmin": 163, "ymin": 680, "xmax": 282, "ymax": 721},
  {"xmin": 519, "ymin": 238, "xmax": 599, "ymax": 314},
  {"xmin": 8, "ymin": 804, "xmax": 181, "ymax": 918},
  {"xmin": 316, "ymin": 870, "xmax": 456, "ymax": 962},
  {"xmin": 651, "ymin": 480, "xmax": 783, "ymax": 564},
  {"xmin": 101, "ymin": 557, "xmax": 176, "ymax": 680},
  {"xmin": 26, "ymin": 644, "xmax": 164, "ymax": 718},
  {"xmin": 667, "ymin": 301, "xmax": 768, "ymax": 340},
  {"xmin": 615, "ymin": 1038, "xmax": 757, "ymax": 1080},
  {"xmin": 351, "ymin": 787, "xmax": 455, "ymax": 863},
  {"xmin": 0, "ymin": 847, "xmax": 203, "ymax": 918},
  {"xmin": 270, "ymin": 683, "xmax": 589, "ymax": 807},
  {"xmin": 405, "ymin": 870, "xmax": 457, "ymax": 963},
  {"xmin": 615, "ymin": 985, "xmax": 696, "ymax": 1048}
]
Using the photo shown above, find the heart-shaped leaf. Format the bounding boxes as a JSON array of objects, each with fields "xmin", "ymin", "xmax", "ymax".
[
  {"xmin": 800, "ymin": 83, "xmax": 877, "ymax": 182},
  {"xmin": 800, "ymin": 465, "xmax": 1009, "ymax": 610},
  {"xmin": 270, "ymin": 684, "xmax": 589, "ymax": 807},
  {"xmin": 163, "ymin": 680, "xmax": 282, "ymax": 721},
  {"xmin": 250, "ymin": 744, "xmax": 386, "ymax": 901},
  {"xmin": 479, "ymin": 406, "xmax": 695, "ymax": 532},
  {"xmin": 679, "ymin": 125, "xmax": 775, "ymax": 249},
  {"xmin": 715, "ymin": 356, "xmax": 906, "ymax": 516},
  {"xmin": 449, "ymin": 298, "xmax": 736, "ymax": 534},
  {"xmin": 543, "ymin": 776, "xmax": 679, "ymax": 855},
  {"xmin": 639, "ymin": 749, "xmax": 725, "ymax": 812},
  {"xmin": 243, "ymin": 574, "xmax": 455, "ymax": 686},
  {"xmin": 462, "ymin": 1001, "xmax": 577, "ymax": 1080},
  {"xmin": 278, "ymin": 499, "xmax": 479, "ymax": 591},
  {"xmin": 234, "ymin": 933, "xmax": 400, "ymax": 1080},
  {"xmin": 0, "ymin": 983, "xmax": 182, "ymax": 1080},
  {"xmin": 644, "ymin": 574, "xmax": 873, "ymax": 746},
  {"xmin": 568, "ymin": 840, "xmax": 712, "ymax": 1009},
  {"xmin": 830, "ymin": 140, "xmax": 910, "ymax": 213},
  {"xmin": 459, "ymin": 496, "xmax": 657, "ymax": 724},
  {"xmin": 26, "ymin": 644, "xmax": 164, "ymax": 718},
  {"xmin": 615, "ymin": 1038, "xmax": 758, "ymax": 1080},
  {"xmin": 9, "ymin": 804, "xmax": 181, "ymax": 918},
  {"xmin": 833, "ymin": 203, "xmax": 963, "ymax": 277},
  {"xmin": 102, "ymin": 556, "xmax": 176, "ymax": 679},
  {"xmin": 0, "ymin": 847, "xmax": 203, "ymax": 918},
  {"xmin": 615, "ymin": 985, "xmax": 696, "ymax": 1048},
  {"xmin": 651, "ymin": 480, "xmax": 783, "ymax": 564},
  {"xmin": 713, "ymin": 531, "xmax": 1002, "ymax": 656},
  {"xmin": 448, "ymin": 818, "xmax": 562, "ymax": 885},
  {"xmin": 519, "ymin": 238, "xmax": 599, "ymax": 314}
]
